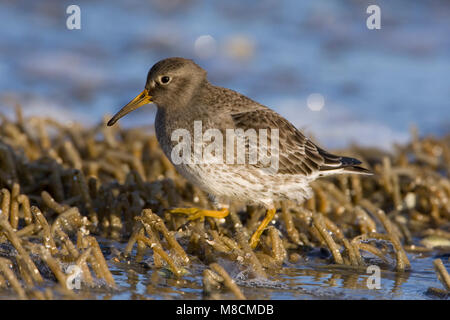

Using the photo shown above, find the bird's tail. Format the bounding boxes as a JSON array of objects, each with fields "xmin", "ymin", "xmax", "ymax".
[
  {"xmin": 340, "ymin": 165, "xmax": 372, "ymax": 175},
  {"xmin": 339, "ymin": 156, "xmax": 372, "ymax": 175},
  {"xmin": 319, "ymin": 154, "xmax": 373, "ymax": 176}
]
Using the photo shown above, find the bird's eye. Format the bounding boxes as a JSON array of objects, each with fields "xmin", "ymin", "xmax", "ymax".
[{"xmin": 160, "ymin": 76, "xmax": 171, "ymax": 84}]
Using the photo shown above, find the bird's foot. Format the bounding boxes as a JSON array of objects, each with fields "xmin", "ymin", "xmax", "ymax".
[
  {"xmin": 168, "ymin": 207, "xmax": 229, "ymax": 221},
  {"xmin": 249, "ymin": 208, "xmax": 277, "ymax": 249}
]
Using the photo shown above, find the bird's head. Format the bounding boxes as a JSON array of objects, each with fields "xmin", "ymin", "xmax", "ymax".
[{"xmin": 107, "ymin": 57, "xmax": 207, "ymax": 126}]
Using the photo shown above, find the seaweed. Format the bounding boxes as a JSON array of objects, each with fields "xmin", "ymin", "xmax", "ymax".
[{"xmin": 0, "ymin": 106, "xmax": 449, "ymax": 299}]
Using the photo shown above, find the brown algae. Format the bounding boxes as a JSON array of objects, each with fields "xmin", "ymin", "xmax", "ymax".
[{"xmin": 0, "ymin": 106, "xmax": 449, "ymax": 299}]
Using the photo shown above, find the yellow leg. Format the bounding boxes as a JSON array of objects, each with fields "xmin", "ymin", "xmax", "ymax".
[
  {"xmin": 249, "ymin": 208, "xmax": 276, "ymax": 249},
  {"xmin": 168, "ymin": 207, "xmax": 229, "ymax": 221}
]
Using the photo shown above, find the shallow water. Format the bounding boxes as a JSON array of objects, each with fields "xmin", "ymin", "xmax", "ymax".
[{"xmin": 47, "ymin": 238, "xmax": 447, "ymax": 300}]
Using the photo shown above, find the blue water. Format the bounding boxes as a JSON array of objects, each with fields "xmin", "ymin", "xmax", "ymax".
[
  {"xmin": 103, "ymin": 243, "xmax": 448, "ymax": 300},
  {"xmin": 0, "ymin": 0, "xmax": 449, "ymax": 149}
]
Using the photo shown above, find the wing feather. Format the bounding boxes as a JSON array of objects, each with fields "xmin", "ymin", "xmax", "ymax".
[{"xmin": 230, "ymin": 109, "xmax": 365, "ymax": 176}]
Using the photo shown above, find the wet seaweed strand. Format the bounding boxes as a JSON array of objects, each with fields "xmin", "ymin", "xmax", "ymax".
[{"xmin": 0, "ymin": 106, "xmax": 449, "ymax": 299}]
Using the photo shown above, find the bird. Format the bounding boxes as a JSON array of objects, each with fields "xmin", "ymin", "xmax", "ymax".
[{"xmin": 107, "ymin": 57, "xmax": 371, "ymax": 249}]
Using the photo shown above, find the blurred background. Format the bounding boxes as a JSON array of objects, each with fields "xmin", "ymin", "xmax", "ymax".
[{"xmin": 0, "ymin": 0, "xmax": 449, "ymax": 149}]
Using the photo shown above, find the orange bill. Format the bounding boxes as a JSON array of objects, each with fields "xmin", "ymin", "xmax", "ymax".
[{"xmin": 107, "ymin": 89, "xmax": 152, "ymax": 126}]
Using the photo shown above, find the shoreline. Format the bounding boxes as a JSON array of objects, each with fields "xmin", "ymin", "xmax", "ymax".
[{"xmin": 0, "ymin": 107, "xmax": 449, "ymax": 300}]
